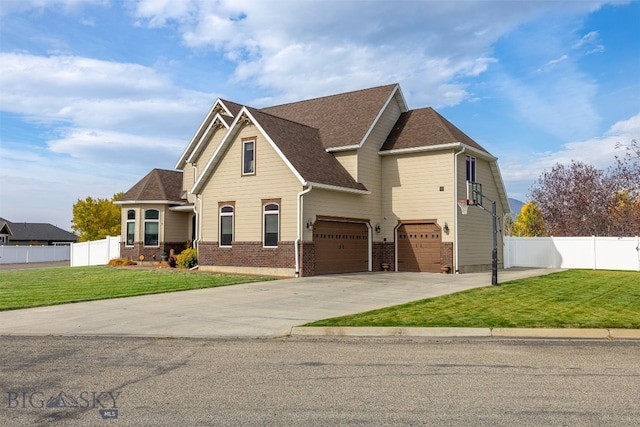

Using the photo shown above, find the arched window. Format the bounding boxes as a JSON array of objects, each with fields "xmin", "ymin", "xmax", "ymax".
[
  {"xmin": 219, "ymin": 205, "xmax": 234, "ymax": 247},
  {"xmin": 263, "ymin": 203, "xmax": 279, "ymax": 247},
  {"xmin": 144, "ymin": 209, "xmax": 159, "ymax": 247},
  {"xmin": 126, "ymin": 209, "xmax": 135, "ymax": 246}
]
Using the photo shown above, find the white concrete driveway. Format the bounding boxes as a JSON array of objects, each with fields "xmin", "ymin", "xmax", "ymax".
[{"xmin": 0, "ymin": 268, "xmax": 561, "ymax": 338}]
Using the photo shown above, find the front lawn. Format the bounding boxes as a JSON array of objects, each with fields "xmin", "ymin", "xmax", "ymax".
[
  {"xmin": 0, "ymin": 266, "xmax": 274, "ymax": 311},
  {"xmin": 306, "ymin": 270, "xmax": 640, "ymax": 329}
]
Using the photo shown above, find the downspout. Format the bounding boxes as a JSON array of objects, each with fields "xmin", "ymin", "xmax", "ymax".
[
  {"xmin": 454, "ymin": 146, "xmax": 466, "ymax": 273},
  {"xmin": 192, "ymin": 195, "xmax": 200, "ymax": 249},
  {"xmin": 295, "ymin": 186, "xmax": 313, "ymax": 277}
]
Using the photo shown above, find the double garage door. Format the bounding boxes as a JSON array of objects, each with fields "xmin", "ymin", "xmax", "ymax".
[
  {"xmin": 397, "ymin": 223, "xmax": 441, "ymax": 272},
  {"xmin": 314, "ymin": 221, "xmax": 369, "ymax": 275}
]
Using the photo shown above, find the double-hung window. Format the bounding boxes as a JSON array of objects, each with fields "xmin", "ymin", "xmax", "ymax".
[
  {"xmin": 263, "ymin": 203, "xmax": 279, "ymax": 247},
  {"xmin": 465, "ymin": 155, "xmax": 476, "ymax": 182},
  {"xmin": 242, "ymin": 139, "xmax": 255, "ymax": 175},
  {"xmin": 219, "ymin": 205, "xmax": 234, "ymax": 247},
  {"xmin": 126, "ymin": 210, "xmax": 136, "ymax": 246},
  {"xmin": 144, "ymin": 209, "xmax": 159, "ymax": 246}
]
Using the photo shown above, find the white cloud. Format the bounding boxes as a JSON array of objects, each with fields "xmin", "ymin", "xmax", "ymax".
[
  {"xmin": 538, "ymin": 54, "xmax": 569, "ymax": 72},
  {"xmin": 0, "ymin": 52, "xmax": 213, "ymax": 161},
  {"xmin": 501, "ymin": 113, "xmax": 640, "ymax": 200},
  {"xmin": 132, "ymin": 0, "xmax": 569, "ymax": 107}
]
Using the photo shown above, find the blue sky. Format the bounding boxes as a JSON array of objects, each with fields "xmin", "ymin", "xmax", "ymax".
[{"xmin": 1, "ymin": 0, "xmax": 638, "ymax": 231}]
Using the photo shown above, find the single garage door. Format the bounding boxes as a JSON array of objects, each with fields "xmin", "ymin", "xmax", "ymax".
[
  {"xmin": 314, "ymin": 221, "xmax": 369, "ymax": 274},
  {"xmin": 397, "ymin": 223, "xmax": 441, "ymax": 272}
]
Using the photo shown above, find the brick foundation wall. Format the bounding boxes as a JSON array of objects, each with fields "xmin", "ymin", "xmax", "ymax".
[
  {"xmin": 120, "ymin": 242, "xmax": 189, "ymax": 262},
  {"xmin": 198, "ymin": 241, "xmax": 296, "ymax": 270},
  {"xmin": 440, "ymin": 242, "xmax": 453, "ymax": 273}
]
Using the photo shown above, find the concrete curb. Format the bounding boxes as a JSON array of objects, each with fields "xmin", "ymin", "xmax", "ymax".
[{"xmin": 290, "ymin": 326, "xmax": 640, "ymax": 340}]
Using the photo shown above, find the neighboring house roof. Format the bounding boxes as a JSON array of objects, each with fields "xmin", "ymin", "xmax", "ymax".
[
  {"xmin": 262, "ymin": 83, "xmax": 403, "ymax": 150},
  {"xmin": 117, "ymin": 169, "xmax": 186, "ymax": 204},
  {"xmin": 1, "ymin": 219, "xmax": 13, "ymax": 236},
  {"xmin": 380, "ymin": 108, "xmax": 490, "ymax": 154},
  {"xmin": 0, "ymin": 217, "xmax": 77, "ymax": 243}
]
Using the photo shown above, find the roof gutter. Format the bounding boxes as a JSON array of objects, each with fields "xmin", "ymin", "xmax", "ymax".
[
  {"xmin": 305, "ymin": 181, "xmax": 370, "ymax": 195},
  {"xmin": 115, "ymin": 200, "xmax": 188, "ymax": 206},
  {"xmin": 295, "ymin": 186, "xmax": 313, "ymax": 277},
  {"xmin": 379, "ymin": 142, "xmax": 496, "ymax": 161}
]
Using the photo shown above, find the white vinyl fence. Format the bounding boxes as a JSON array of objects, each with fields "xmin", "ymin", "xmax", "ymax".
[
  {"xmin": 0, "ymin": 245, "xmax": 71, "ymax": 264},
  {"xmin": 504, "ymin": 236, "xmax": 640, "ymax": 271},
  {"xmin": 70, "ymin": 236, "xmax": 120, "ymax": 267}
]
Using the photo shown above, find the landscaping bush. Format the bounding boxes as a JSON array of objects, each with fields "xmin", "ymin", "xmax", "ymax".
[
  {"xmin": 108, "ymin": 258, "xmax": 137, "ymax": 266},
  {"xmin": 176, "ymin": 248, "xmax": 198, "ymax": 269}
]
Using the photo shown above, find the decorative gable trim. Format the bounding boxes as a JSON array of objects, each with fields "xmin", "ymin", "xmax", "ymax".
[
  {"xmin": 185, "ymin": 113, "xmax": 230, "ymax": 164},
  {"xmin": 176, "ymin": 99, "xmax": 237, "ymax": 169}
]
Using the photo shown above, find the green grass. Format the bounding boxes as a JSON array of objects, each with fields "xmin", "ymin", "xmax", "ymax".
[
  {"xmin": 306, "ymin": 270, "xmax": 640, "ymax": 329},
  {"xmin": 0, "ymin": 266, "xmax": 274, "ymax": 311}
]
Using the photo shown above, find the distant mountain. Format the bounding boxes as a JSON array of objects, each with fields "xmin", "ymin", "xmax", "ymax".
[{"xmin": 508, "ymin": 198, "xmax": 525, "ymax": 219}]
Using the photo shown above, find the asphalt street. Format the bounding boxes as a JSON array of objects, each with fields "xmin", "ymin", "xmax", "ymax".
[{"xmin": 1, "ymin": 336, "xmax": 638, "ymax": 426}]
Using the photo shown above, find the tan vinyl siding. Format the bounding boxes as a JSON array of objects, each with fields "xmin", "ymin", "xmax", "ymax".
[
  {"xmin": 301, "ymin": 189, "xmax": 371, "ymax": 241},
  {"xmin": 192, "ymin": 128, "xmax": 226, "ymax": 174},
  {"xmin": 333, "ymin": 151, "xmax": 357, "ymax": 179},
  {"xmin": 163, "ymin": 208, "xmax": 190, "ymax": 242},
  {"xmin": 183, "ymin": 128, "xmax": 227, "ymax": 203},
  {"xmin": 312, "ymin": 95, "xmax": 403, "ymax": 242},
  {"xmin": 381, "ymin": 150, "xmax": 455, "ymax": 243},
  {"xmin": 182, "ymin": 164, "xmax": 195, "ymax": 203},
  {"xmin": 200, "ymin": 124, "xmax": 301, "ymax": 243},
  {"xmin": 456, "ymin": 155, "xmax": 507, "ymax": 271}
]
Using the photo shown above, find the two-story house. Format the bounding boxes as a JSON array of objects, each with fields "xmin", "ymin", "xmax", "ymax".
[{"xmin": 117, "ymin": 83, "xmax": 510, "ymax": 276}]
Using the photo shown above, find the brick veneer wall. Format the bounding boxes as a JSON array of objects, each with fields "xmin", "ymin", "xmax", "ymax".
[
  {"xmin": 300, "ymin": 241, "xmax": 314, "ymax": 277},
  {"xmin": 120, "ymin": 242, "xmax": 188, "ymax": 262},
  {"xmin": 373, "ymin": 241, "xmax": 395, "ymax": 271},
  {"xmin": 198, "ymin": 241, "xmax": 295, "ymax": 269},
  {"xmin": 440, "ymin": 242, "xmax": 453, "ymax": 273}
]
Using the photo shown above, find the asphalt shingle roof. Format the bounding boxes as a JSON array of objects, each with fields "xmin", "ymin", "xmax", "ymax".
[
  {"xmin": 262, "ymin": 84, "xmax": 398, "ymax": 150},
  {"xmin": 0, "ymin": 217, "xmax": 77, "ymax": 242},
  {"xmin": 119, "ymin": 169, "xmax": 185, "ymax": 202},
  {"xmin": 248, "ymin": 108, "xmax": 367, "ymax": 191},
  {"xmin": 380, "ymin": 107, "xmax": 489, "ymax": 153}
]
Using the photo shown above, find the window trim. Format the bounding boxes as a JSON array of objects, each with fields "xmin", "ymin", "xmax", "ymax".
[
  {"xmin": 242, "ymin": 138, "xmax": 256, "ymax": 176},
  {"xmin": 219, "ymin": 204, "xmax": 235, "ymax": 247},
  {"xmin": 465, "ymin": 155, "xmax": 476, "ymax": 183},
  {"xmin": 143, "ymin": 209, "xmax": 160, "ymax": 247},
  {"xmin": 263, "ymin": 202, "xmax": 280, "ymax": 248},
  {"xmin": 126, "ymin": 209, "xmax": 136, "ymax": 247}
]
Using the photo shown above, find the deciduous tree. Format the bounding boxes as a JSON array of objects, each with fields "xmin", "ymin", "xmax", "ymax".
[
  {"xmin": 71, "ymin": 193, "xmax": 123, "ymax": 242},
  {"xmin": 530, "ymin": 140, "xmax": 639, "ymax": 236},
  {"xmin": 512, "ymin": 201, "xmax": 547, "ymax": 236}
]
